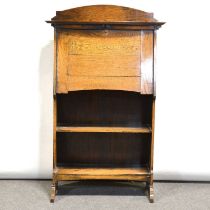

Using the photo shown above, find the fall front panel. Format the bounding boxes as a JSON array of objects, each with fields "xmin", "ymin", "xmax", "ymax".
[{"xmin": 56, "ymin": 30, "xmax": 154, "ymax": 93}]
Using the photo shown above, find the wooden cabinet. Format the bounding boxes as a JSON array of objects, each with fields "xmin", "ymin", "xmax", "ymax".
[{"xmin": 47, "ymin": 5, "xmax": 164, "ymax": 203}]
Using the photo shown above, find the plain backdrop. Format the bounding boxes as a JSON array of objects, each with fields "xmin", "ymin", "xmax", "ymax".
[{"xmin": 0, "ymin": 0, "xmax": 210, "ymax": 180}]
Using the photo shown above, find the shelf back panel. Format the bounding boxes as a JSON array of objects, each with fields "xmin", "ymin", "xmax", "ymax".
[
  {"xmin": 57, "ymin": 132, "xmax": 150, "ymax": 168},
  {"xmin": 57, "ymin": 90, "xmax": 153, "ymax": 127}
]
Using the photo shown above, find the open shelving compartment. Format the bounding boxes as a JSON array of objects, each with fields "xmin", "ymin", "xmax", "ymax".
[{"xmin": 56, "ymin": 90, "xmax": 153, "ymax": 176}]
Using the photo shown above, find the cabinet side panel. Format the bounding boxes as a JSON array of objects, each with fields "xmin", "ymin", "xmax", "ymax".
[
  {"xmin": 54, "ymin": 31, "xmax": 57, "ymax": 95},
  {"xmin": 153, "ymin": 31, "xmax": 157, "ymax": 96},
  {"xmin": 140, "ymin": 30, "xmax": 154, "ymax": 94},
  {"xmin": 53, "ymin": 97, "xmax": 57, "ymax": 168},
  {"xmin": 149, "ymin": 98, "xmax": 155, "ymax": 185},
  {"xmin": 53, "ymin": 31, "xmax": 57, "ymax": 168},
  {"xmin": 56, "ymin": 31, "xmax": 68, "ymax": 93}
]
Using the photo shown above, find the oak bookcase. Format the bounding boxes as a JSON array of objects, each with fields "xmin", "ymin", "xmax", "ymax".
[{"xmin": 47, "ymin": 5, "xmax": 164, "ymax": 202}]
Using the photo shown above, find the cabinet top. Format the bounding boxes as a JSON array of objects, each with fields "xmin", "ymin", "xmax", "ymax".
[{"xmin": 46, "ymin": 5, "xmax": 164, "ymax": 28}]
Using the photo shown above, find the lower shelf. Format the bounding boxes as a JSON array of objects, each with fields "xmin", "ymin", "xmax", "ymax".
[{"xmin": 54, "ymin": 167, "xmax": 150, "ymax": 181}]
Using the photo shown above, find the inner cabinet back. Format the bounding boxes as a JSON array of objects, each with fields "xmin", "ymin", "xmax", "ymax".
[{"xmin": 47, "ymin": 5, "xmax": 164, "ymax": 203}]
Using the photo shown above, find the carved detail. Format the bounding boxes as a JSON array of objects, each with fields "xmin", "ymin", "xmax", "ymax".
[{"xmin": 68, "ymin": 39, "xmax": 140, "ymax": 55}]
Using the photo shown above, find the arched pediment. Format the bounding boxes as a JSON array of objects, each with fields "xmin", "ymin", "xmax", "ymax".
[{"xmin": 47, "ymin": 5, "xmax": 164, "ymax": 28}]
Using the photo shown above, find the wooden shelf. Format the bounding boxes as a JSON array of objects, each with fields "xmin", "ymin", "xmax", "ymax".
[
  {"xmin": 55, "ymin": 167, "xmax": 150, "ymax": 181},
  {"xmin": 56, "ymin": 126, "xmax": 151, "ymax": 133}
]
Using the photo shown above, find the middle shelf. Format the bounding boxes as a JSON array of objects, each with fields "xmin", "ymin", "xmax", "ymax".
[{"xmin": 56, "ymin": 126, "xmax": 152, "ymax": 133}]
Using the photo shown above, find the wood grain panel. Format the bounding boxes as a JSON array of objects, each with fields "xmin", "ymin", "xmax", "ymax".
[
  {"xmin": 56, "ymin": 126, "xmax": 151, "ymax": 133},
  {"xmin": 47, "ymin": 5, "xmax": 164, "ymax": 25},
  {"xmin": 56, "ymin": 174, "xmax": 149, "ymax": 181},
  {"xmin": 63, "ymin": 76, "xmax": 141, "ymax": 93},
  {"xmin": 153, "ymin": 32, "xmax": 157, "ymax": 96},
  {"xmin": 57, "ymin": 30, "xmax": 141, "ymax": 93},
  {"xmin": 140, "ymin": 31, "xmax": 154, "ymax": 94},
  {"xmin": 66, "ymin": 56, "xmax": 140, "ymax": 76},
  {"xmin": 56, "ymin": 167, "xmax": 149, "ymax": 175},
  {"xmin": 55, "ymin": 167, "xmax": 149, "ymax": 181}
]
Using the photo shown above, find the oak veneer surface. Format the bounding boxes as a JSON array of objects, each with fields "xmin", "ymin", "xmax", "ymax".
[
  {"xmin": 55, "ymin": 167, "xmax": 150, "ymax": 181},
  {"xmin": 56, "ymin": 30, "xmax": 154, "ymax": 94},
  {"xmin": 64, "ymin": 76, "xmax": 141, "ymax": 93},
  {"xmin": 56, "ymin": 30, "xmax": 142, "ymax": 93},
  {"xmin": 47, "ymin": 5, "xmax": 164, "ymax": 26},
  {"xmin": 58, "ymin": 31, "xmax": 141, "ymax": 76},
  {"xmin": 140, "ymin": 31, "xmax": 154, "ymax": 94},
  {"xmin": 56, "ymin": 168, "xmax": 149, "ymax": 175},
  {"xmin": 56, "ymin": 126, "xmax": 151, "ymax": 133},
  {"xmin": 55, "ymin": 168, "xmax": 149, "ymax": 181}
]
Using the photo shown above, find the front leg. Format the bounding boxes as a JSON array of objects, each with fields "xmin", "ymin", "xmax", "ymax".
[
  {"xmin": 50, "ymin": 173, "xmax": 58, "ymax": 203},
  {"xmin": 50, "ymin": 183, "xmax": 56, "ymax": 203},
  {"xmin": 149, "ymin": 184, "xmax": 154, "ymax": 203}
]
